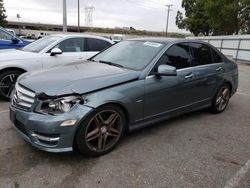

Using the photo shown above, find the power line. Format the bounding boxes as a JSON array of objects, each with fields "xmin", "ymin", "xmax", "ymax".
[{"xmin": 122, "ymin": 0, "xmax": 160, "ymax": 10}]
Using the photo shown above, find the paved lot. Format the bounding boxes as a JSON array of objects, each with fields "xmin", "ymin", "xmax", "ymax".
[{"xmin": 0, "ymin": 63, "xmax": 250, "ymax": 188}]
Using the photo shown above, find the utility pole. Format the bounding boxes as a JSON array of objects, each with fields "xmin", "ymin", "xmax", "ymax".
[
  {"xmin": 63, "ymin": 0, "xmax": 67, "ymax": 32},
  {"xmin": 85, "ymin": 6, "xmax": 95, "ymax": 27},
  {"xmin": 78, "ymin": 0, "xmax": 80, "ymax": 32},
  {"xmin": 16, "ymin": 14, "xmax": 21, "ymax": 35},
  {"xmin": 165, "ymin": 4, "xmax": 173, "ymax": 37}
]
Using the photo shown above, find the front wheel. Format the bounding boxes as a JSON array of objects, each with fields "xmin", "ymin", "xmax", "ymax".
[
  {"xmin": 0, "ymin": 70, "xmax": 23, "ymax": 101},
  {"xmin": 210, "ymin": 83, "xmax": 231, "ymax": 114},
  {"xmin": 75, "ymin": 105, "xmax": 126, "ymax": 156}
]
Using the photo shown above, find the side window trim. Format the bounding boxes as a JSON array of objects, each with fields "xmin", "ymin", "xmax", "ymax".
[
  {"xmin": 85, "ymin": 38, "xmax": 111, "ymax": 52},
  {"xmin": 148, "ymin": 42, "xmax": 192, "ymax": 76},
  {"xmin": 47, "ymin": 37, "xmax": 84, "ymax": 53},
  {"xmin": 166, "ymin": 42, "xmax": 192, "ymax": 69},
  {"xmin": 211, "ymin": 47, "xmax": 223, "ymax": 64},
  {"xmin": 189, "ymin": 42, "xmax": 213, "ymax": 67}
]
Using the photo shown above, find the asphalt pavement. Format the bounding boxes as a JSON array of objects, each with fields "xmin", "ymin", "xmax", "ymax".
[{"xmin": 0, "ymin": 63, "xmax": 250, "ymax": 188}]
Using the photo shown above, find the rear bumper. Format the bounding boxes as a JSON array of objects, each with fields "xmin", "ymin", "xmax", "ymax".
[{"xmin": 9, "ymin": 103, "xmax": 93, "ymax": 153}]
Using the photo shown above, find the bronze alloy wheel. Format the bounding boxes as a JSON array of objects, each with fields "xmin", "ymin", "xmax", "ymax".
[
  {"xmin": 76, "ymin": 105, "xmax": 126, "ymax": 156},
  {"xmin": 215, "ymin": 86, "xmax": 230, "ymax": 112},
  {"xmin": 211, "ymin": 83, "xmax": 231, "ymax": 114},
  {"xmin": 85, "ymin": 110, "xmax": 123, "ymax": 151}
]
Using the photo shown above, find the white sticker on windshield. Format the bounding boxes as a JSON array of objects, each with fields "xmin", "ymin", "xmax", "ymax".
[{"xmin": 143, "ymin": 41, "xmax": 162, "ymax": 48}]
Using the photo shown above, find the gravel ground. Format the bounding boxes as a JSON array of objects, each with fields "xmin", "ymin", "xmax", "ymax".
[{"xmin": 0, "ymin": 63, "xmax": 250, "ymax": 188}]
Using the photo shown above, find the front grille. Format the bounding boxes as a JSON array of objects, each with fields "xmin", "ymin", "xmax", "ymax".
[{"xmin": 13, "ymin": 83, "xmax": 36, "ymax": 110}]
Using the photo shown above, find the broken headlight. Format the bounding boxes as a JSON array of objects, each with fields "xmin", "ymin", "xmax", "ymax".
[{"xmin": 37, "ymin": 96, "xmax": 85, "ymax": 115}]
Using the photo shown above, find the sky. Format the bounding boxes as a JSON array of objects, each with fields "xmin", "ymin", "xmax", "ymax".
[{"xmin": 3, "ymin": 0, "xmax": 188, "ymax": 33}]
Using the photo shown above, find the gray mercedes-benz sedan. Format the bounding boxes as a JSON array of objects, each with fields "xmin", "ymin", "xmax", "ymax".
[{"xmin": 9, "ymin": 38, "xmax": 238, "ymax": 156}]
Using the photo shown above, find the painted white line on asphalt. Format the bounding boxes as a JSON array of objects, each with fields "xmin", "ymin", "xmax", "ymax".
[
  {"xmin": 0, "ymin": 110, "xmax": 9, "ymax": 114},
  {"xmin": 236, "ymin": 92, "xmax": 250, "ymax": 97},
  {"xmin": 223, "ymin": 158, "xmax": 250, "ymax": 188}
]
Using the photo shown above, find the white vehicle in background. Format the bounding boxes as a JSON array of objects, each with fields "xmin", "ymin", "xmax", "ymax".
[
  {"xmin": 112, "ymin": 34, "xmax": 124, "ymax": 43},
  {"xmin": 6, "ymin": 29, "xmax": 16, "ymax": 36},
  {"xmin": 0, "ymin": 34, "xmax": 113, "ymax": 100},
  {"xmin": 38, "ymin": 32, "xmax": 49, "ymax": 39}
]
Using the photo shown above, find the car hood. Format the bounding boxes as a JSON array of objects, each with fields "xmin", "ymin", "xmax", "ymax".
[
  {"xmin": 19, "ymin": 61, "xmax": 140, "ymax": 97},
  {"xmin": 0, "ymin": 49, "xmax": 38, "ymax": 62}
]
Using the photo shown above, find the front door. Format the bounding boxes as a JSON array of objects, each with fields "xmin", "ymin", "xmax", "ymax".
[
  {"xmin": 144, "ymin": 43, "xmax": 207, "ymax": 119},
  {"xmin": 41, "ymin": 38, "xmax": 86, "ymax": 68}
]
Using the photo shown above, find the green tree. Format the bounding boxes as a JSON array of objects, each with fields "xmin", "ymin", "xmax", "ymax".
[
  {"xmin": 176, "ymin": 0, "xmax": 212, "ymax": 36},
  {"xmin": 176, "ymin": 0, "xmax": 250, "ymax": 36},
  {"xmin": 239, "ymin": 0, "xmax": 250, "ymax": 34},
  {"xmin": 0, "ymin": 0, "xmax": 7, "ymax": 27},
  {"xmin": 204, "ymin": 0, "xmax": 240, "ymax": 35}
]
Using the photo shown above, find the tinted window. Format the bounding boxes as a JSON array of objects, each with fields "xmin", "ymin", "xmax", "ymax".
[
  {"xmin": 56, "ymin": 38, "xmax": 84, "ymax": 52},
  {"xmin": 165, "ymin": 43, "xmax": 191, "ymax": 69},
  {"xmin": 0, "ymin": 30, "xmax": 12, "ymax": 40},
  {"xmin": 85, "ymin": 38, "xmax": 111, "ymax": 51},
  {"xmin": 190, "ymin": 43, "xmax": 213, "ymax": 66},
  {"xmin": 211, "ymin": 48, "xmax": 222, "ymax": 63}
]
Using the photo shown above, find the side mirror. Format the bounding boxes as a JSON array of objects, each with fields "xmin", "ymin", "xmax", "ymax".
[
  {"xmin": 155, "ymin": 65, "xmax": 177, "ymax": 76},
  {"xmin": 50, "ymin": 48, "xmax": 62, "ymax": 56},
  {"xmin": 11, "ymin": 37, "xmax": 19, "ymax": 44}
]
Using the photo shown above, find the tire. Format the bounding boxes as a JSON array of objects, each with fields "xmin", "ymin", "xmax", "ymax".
[
  {"xmin": 210, "ymin": 83, "xmax": 231, "ymax": 114},
  {"xmin": 0, "ymin": 70, "xmax": 23, "ymax": 101},
  {"xmin": 75, "ymin": 104, "xmax": 126, "ymax": 157}
]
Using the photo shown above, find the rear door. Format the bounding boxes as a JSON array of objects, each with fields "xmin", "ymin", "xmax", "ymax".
[
  {"xmin": 84, "ymin": 38, "xmax": 112, "ymax": 59},
  {"xmin": 189, "ymin": 43, "xmax": 225, "ymax": 101},
  {"xmin": 41, "ymin": 37, "xmax": 86, "ymax": 68}
]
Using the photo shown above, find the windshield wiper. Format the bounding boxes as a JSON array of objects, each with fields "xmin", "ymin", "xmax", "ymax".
[
  {"xmin": 99, "ymin": 60, "xmax": 124, "ymax": 68},
  {"xmin": 88, "ymin": 59, "xmax": 96, "ymax": 62}
]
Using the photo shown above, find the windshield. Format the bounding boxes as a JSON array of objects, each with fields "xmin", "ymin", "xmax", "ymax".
[
  {"xmin": 92, "ymin": 40, "xmax": 164, "ymax": 70},
  {"xmin": 21, "ymin": 36, "xmax": 61, "ymax": 53}
]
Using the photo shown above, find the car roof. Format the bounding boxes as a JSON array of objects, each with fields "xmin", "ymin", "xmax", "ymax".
[
  {"xmin": 50, "ymin": 34, "xmax": 113, "ymax": 43},
  {"xmin": 127, "ymin": 37, "xmax": 209, "ymax": 45}
]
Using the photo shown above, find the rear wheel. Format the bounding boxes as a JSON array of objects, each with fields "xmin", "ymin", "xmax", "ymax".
[
  {"xmin": 75, "ymin": 105, "xmax": 126, "ymax": 156},
  {"xmin": 210, "ymin": 83, "xmax": 231, "ymax": 114},
  {"xmin": 0, "ymin": 70, "xmax": 23, "ymax": 101}
]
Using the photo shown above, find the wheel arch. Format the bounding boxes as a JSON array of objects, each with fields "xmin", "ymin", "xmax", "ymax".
[
  {"xmin": 96, "ymin": 102, "xmax": 130, "ymax": 132},
  {"xmin": 223, "ymin": 81, "xmax": 233, "ymax": 94},
  {"xmin": 72, "ymin": 102, "xmax": 130, "ymax": 153},
  {"xmin": 0, "ymin": 67, "xmax": 27, "ymax": 75}
]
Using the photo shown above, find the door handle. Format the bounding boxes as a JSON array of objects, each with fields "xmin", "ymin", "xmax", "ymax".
[
  {"xmin": 185, "ymin": 73, "xmax": 195, "ymax": 79},
  {"xmin": 216, "ymin": 67, "xmax": 223, "ymax": 72}
]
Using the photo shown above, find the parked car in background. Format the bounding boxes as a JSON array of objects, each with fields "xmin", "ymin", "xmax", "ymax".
[
  {"xmin": 6, "ymin": 29, "xmax": 16, "ymax": 36},
  {"xmin": 0, "ymin": 27, "xmax": 30, "ymax": 50},
  {"xmin": 112, "ymin": 34, "xmax": 123, "ymax": 43},
  {"xmin": 0, "ymin": 34, "xmax": 113, "ymax": 100},
  {"xmin": 38, "ymin": 32, "xmax": 49, "ymax": 39},
  {"xmin": 102, "ymin": 35, "xmax": 112, "ymax": 40},
  {"xmin": 9, "ymin": 38, "xmax": 238, "ymax": 156}
]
